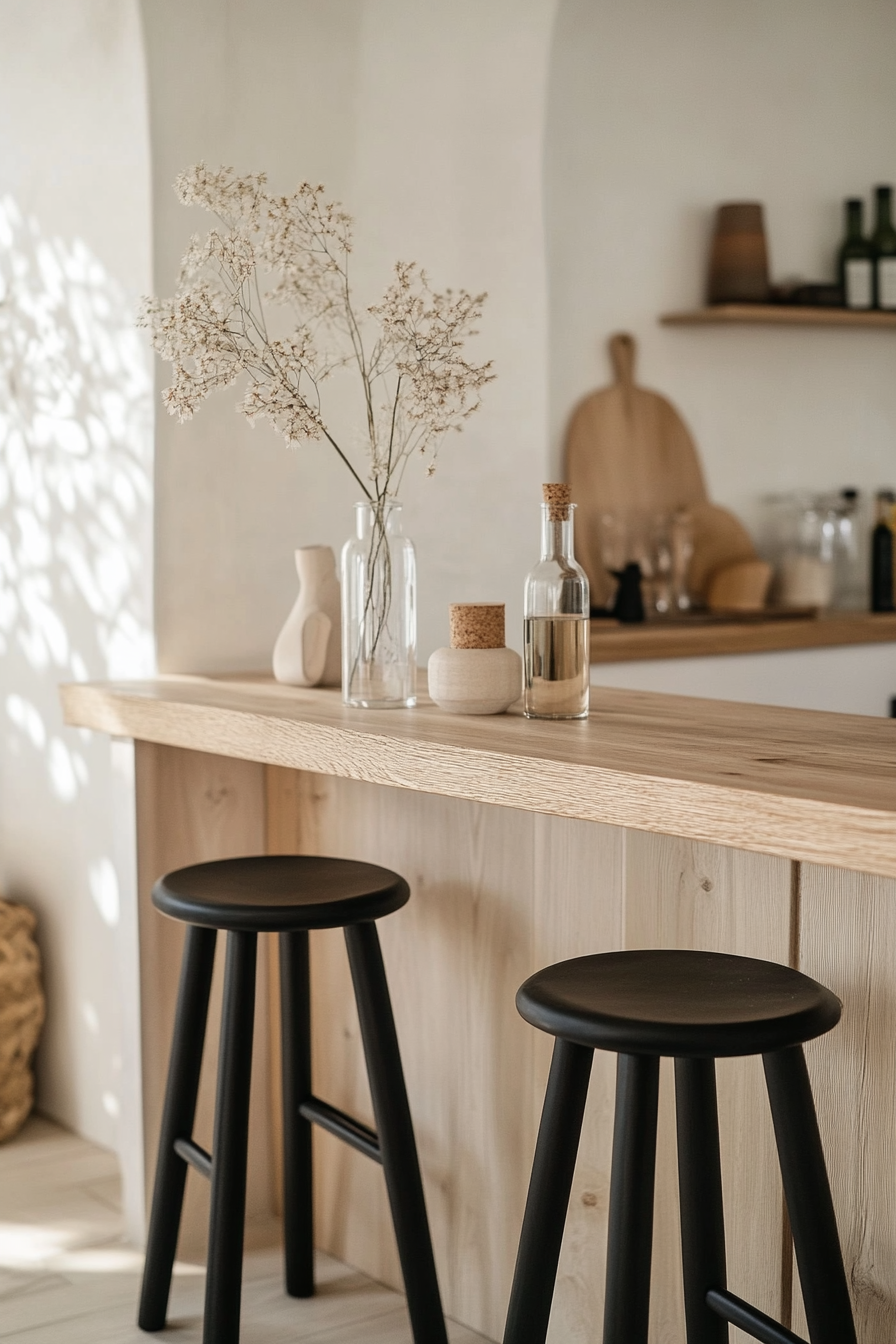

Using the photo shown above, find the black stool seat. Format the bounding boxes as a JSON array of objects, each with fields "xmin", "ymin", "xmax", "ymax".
[
  {"xmin": 517, "ymin": 949, "xmax": 841, "ymax": 1057},
  {"xmin": 152, "ymin": 854, "xmax": 410, "ymax": 931}
]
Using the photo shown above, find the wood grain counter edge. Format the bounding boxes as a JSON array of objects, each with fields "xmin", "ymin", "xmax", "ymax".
[{"xmin": 61, "ymin": 681, "xmax": 896, "ymax": 880}]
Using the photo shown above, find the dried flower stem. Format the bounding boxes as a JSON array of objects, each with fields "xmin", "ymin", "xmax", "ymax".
[{"xmin": 140, "ymin": 164, "xmax": 494, "ymax": 673}]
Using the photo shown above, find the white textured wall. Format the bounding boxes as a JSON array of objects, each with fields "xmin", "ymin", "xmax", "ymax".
[
  {"xmin": 546, "ymin": 0, "xmax": 896, "ymax": 713},
  {"xmin": 143, "ymin": 0, "xmax": 364, "ymax": 674},
  {"xmin": 0, "ymin": 0, "xmax": 153, "ymax": 1163},
  {"xmin": 546, "ymin": 0, "xmax": 896, "ymax": 531},
  {"xmin": 145, "ymin": 0, "xmax": 896, "ymax": 710},
  {"xmin": 144, "ymin": 0, "xmax": 559, "ymax": 672}
]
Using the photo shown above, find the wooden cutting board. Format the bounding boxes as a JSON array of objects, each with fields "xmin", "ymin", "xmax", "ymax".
[{"xmin": 564, "ymin": 333, "xmax": 756, "ymax": 606}]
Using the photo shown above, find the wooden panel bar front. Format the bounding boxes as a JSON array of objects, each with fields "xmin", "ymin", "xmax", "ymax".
[{"xmin": 134, "ymin": 754, "xmax": 794, "ymax": 1343}]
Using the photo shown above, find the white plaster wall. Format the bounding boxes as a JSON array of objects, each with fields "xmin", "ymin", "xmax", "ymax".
[
  {"xmin": 0, "ymin": 0, "xmax": 153, "ymax": 1162},
  {"xmin": 546, "ymin": 0, "xmax": 896, "ymax": 710},
  {"xmin": 546, "ymin": 0, "xmax": 896, "ymax": 529},
  {"xmin": 348, "ymin": 2, "xmax": 558, "ymax": 663},
  {"xmin": 143, "ymin": 0, "xmax": 364, "ymax": 675},
  {"xmin": 144, "ymin": 0, "xmax": 559, "ymax": 672},
  {"xmin": 145, "ymin": 0, "xmax": 895, "ymax": 712}
]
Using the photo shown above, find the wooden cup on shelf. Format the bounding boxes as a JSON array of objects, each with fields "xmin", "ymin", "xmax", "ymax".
[{"xmin": 708, "ymin": 202, "xmax": 770, "ymax": 304}]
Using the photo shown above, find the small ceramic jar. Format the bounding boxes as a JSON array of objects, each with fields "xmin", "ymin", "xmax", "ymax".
[{"xmin": 428, "ymin": 604, "xmax": 522, "ymax": 715}]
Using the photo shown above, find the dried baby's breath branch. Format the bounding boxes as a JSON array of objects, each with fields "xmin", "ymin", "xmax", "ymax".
[
  {"xmin": 139, "ymin": 163, "xmax": 496, "ymax": 674},
  {"xmin": 139, "ymin": 163, "xmax": 493, "ymax": 508}
]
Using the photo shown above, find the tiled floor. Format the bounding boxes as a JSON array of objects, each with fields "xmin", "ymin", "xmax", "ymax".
[{"xmin": 0, "ymin": 1115, "xmax": 489, "ymax": 1343}]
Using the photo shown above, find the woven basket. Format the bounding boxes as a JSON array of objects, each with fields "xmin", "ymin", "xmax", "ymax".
[{"xmin": 0, "ymin": 899, "xmax": 45, "ymax": 1142}]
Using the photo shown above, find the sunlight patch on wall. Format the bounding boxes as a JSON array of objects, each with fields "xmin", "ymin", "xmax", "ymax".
[
  {"xmin": 88, "ymin": 857, "xmax": 120, "ymax": 928},
  {"xmin": 0, "ymin": 195, "xmax": 154, "ymax": 1141},
  {"xmin": 5, "ymin": 693, "xmax": 46, "ymax": 750},
  {"xmin": 101, "ymin": 1090, "xmax": 120, "ymax": 1119},
  {"xmin": 0, "ymin": 195, "xmax": 153, "ymax": 801}
]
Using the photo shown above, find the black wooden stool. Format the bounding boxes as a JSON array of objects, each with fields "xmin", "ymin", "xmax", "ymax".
[
  {"xmin": 137, "ymin": 854, "xmax": 447, "ymax": 1344},
  {"xmin": 503, "ymin": 949, "xmax": 856, "ymax": 1344}
]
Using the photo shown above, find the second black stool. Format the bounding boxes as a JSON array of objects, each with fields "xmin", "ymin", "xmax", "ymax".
[
  {"xmin": 503, "ymin": 949, "xmax": 856, "ymax": 1344},
  {"xmin": 137, "ymin": 854, "xmax": 447, "ymax": 1344}
]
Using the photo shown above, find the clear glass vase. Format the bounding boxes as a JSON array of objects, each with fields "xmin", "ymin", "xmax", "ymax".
[{"xmin": 341, "ymin": 501, "xmax": 417, "ymax": 708}]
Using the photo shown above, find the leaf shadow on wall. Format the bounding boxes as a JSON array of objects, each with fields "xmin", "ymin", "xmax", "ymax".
[
  {"xmin": 0, "ymin": 194, "xmax": 153, "ymax": 810},
  {"xmin": 0, "ymin": 196, "xmax": 153, "ymax": 1137}
]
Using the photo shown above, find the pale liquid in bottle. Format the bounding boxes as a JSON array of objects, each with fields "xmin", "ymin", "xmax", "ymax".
[{"xmin": 524, "ymin": 614, "xmax": 590, "ymax": 719}]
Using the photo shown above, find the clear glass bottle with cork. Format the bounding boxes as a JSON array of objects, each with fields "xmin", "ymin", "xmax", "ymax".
[{"xmin": 524, "ymin": 484, "xmax": 590, "ymax": 719}]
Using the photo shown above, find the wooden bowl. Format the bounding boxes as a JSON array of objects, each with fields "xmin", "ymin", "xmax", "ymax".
[{"xmin": 707, "ymin": 559, "xmax": 774, "ymax": 612}]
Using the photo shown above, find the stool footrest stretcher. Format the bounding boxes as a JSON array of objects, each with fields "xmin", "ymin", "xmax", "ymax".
[
  {"xmin": 173, "ymin": 1137, "xmax": 213, "ymax": 1180},
  {"xmin": 299, "ymin": 1096, "xmax": 382, "ymax": 1164},
  {"xmin": 707, "ymin": 1288, "xmax": 808, "ymax": 1344}
]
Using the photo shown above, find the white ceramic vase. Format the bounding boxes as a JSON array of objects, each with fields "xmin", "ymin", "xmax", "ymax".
[
  {"xmin": 428, "ymin": 646, "xmax": 522, "ymax": 714},
  {"xmin": 427, "ymin": 602, "xmax": 522, "ymax": 715},
  {"xmin": 273, "ymin": 545, "xmax": 342, "ymax": 687}
]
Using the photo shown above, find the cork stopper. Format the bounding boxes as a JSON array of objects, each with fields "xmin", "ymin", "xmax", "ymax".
[
  {"xmin": 542, "ymin": 482, "xmax": 572, "ymax": 521},
  {"xmin": 449, "ymin": 603, "xmax": 506, "ymax": 650}
]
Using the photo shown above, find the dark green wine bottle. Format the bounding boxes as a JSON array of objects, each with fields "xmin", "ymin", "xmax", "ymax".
[
  {"xmin": 870, "ymin": 490, "xmax": 895, "ymax": 612},
  {"xmin": 871, "ymin": 185, "xmax": 896, "ymax": 311},
  {"xmin": 839, "ymin": 198, "xmax": 873, "ymax": 309}
]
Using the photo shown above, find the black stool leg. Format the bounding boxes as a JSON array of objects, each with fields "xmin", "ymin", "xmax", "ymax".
[
  {"xmin": 280, "ymin": 929, "xmax": 314, "ymax": 1297},
  {"xmin": 203, "ymin": 931, "xmax": 257, "ymax": 1344},
  {"xmin": 763, "ymin": 1046, "xmax": 856, "ymax": 1344},
  {"xmin": 139, "ymin": 924, "xmax": 217, "ymax": 1331},
  {"xmin": 674, "ymin": 1057, "xmax": 729, "ymax": 1344},
  {"xmin": 503, "ymin": 1037, "xmax": 593, "ymax": 1344},
  {"xmin": 344, "ymin": 921, "xmax": 449, "ymax": 1344},
  {"xmin": 603, "ymin": 1053, "xmax": 660, "ymax": 1344}
]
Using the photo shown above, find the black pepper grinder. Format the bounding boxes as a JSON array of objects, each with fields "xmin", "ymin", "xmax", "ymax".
[
  {"xmin": 611, "ymin": 563, "xmax": 646, "ymax": 623},
  {"xmin": 870, "ymin": 490, "xmax": 895, "ymax": 612}
]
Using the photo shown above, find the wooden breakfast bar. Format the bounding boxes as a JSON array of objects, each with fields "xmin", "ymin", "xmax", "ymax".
[{"xmin": 61, "ymin": 675, "xmax": 896, "ymax": 1344}]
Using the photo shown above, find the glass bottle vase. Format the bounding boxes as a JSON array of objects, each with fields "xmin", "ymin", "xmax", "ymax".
[{"xmin": 341, "ymin": 501, "xmax": 417, "ymax": 707}]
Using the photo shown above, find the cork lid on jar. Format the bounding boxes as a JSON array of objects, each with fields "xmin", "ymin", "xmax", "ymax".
[
  {"xmin": 449, "ymin": 603, "xmax": 506, "ymax": 650},
  {"xmin": 542, "ymin": 482, "xmax": 572, "ymax": 521}
]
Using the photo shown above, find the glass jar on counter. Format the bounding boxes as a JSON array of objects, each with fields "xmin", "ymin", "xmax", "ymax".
[
  {"xmin": 763, "ymin": 490, "xmax": 868, "ymax": 611},
  {"xmin": 828, "ymin": 489, "xmax": 868, "ymax": 610},
  {"xmin": 762, "ymin": 493, "xmax": 830, "ymax": 609},
  {"xmin": 596, "ymin": 508, "xmax": 695, "ymax": 617}
]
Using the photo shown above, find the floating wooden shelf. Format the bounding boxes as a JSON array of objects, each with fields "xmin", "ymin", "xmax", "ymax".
[
  {"xmin": 590, "ymin": 610, "xmax": 896, "ymax": 663},
  {"xmin": 661, "ymin": 304, "xmax": 896, "ymax": 328}
]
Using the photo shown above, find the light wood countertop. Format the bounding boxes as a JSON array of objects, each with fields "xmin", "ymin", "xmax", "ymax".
[
  {"xmin": 62, "ymin": 674, "xmax": 896, "ymax": 878},
  {"xmin": 590, "ymin": 610, "xmax": 896, "ymax": 662}
]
